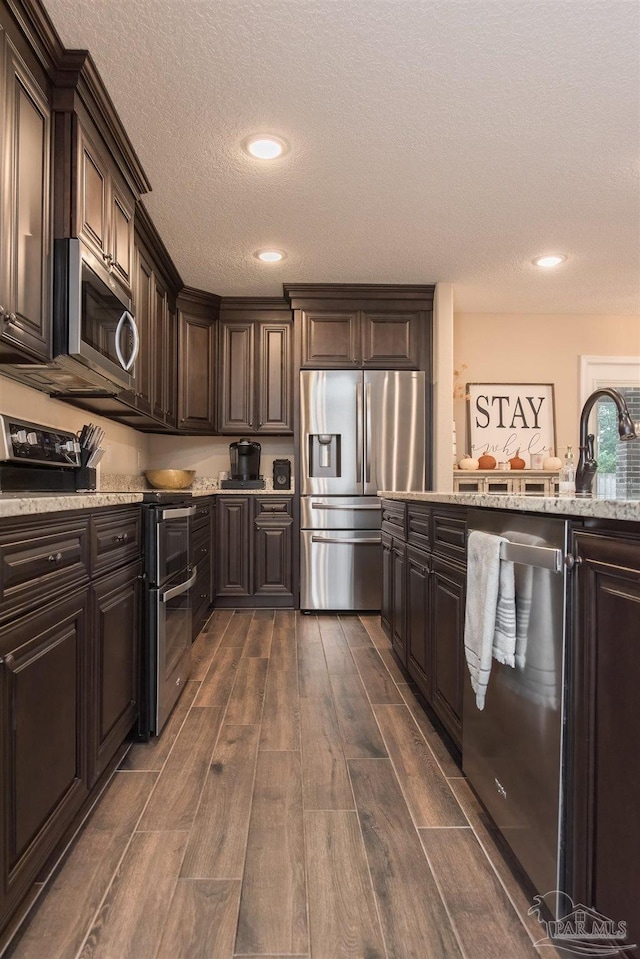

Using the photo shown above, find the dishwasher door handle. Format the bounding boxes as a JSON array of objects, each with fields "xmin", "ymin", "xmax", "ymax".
[
  {"xmin": 311, "ymin": 535, "xmax": 382, "ymax": 545},
  {"xmin": 499, "ymin": 541, "xmax": 563, "ymax": 571}
]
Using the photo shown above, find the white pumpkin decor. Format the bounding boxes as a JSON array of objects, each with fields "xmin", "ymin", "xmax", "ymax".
[
  {"xmin": 543, "ymin": 455, "xmax": 562, "ymax": 471},
  {"xmin": 458, "ymin": 455, "xmax": 479, "ymax": 471}
]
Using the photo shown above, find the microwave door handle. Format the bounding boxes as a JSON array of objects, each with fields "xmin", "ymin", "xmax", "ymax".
[
  {"xmin": 115, "ymin": 310, "xmax": 140, "ymax": 372},
  {"xmin": 160, "ymin": 566, "xmax": 198, "ymax": 603}
]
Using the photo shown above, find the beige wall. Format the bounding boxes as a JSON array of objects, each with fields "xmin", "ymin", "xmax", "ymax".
[
  {"xmin": 453, "ymin": 313, "xmax": 640, "ymax": 461},
  {"xmin": 147, "ymin": 434, "xmax": 294, "ymax": 481},
  {"xmin": 0, "ymin": 374, "xmax": 148, "ymax": 474}
]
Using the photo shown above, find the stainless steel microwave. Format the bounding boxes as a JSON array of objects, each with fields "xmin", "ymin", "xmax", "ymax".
[{"xmin": 0, "ymin": 238, "xmax": 139, "ymax": 395}]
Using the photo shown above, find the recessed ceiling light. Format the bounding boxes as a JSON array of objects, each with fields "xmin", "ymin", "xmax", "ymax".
[
  {"xmin": 533, "ymin": 254, "xmax": 567, "ymax": 268},
  {"xmin": 255, "ymin": 249, "xmax": 286, "ymax": 263},
  {"xmin": 243, "ymin": 135, "xmax": 288, "ymax": 160}
]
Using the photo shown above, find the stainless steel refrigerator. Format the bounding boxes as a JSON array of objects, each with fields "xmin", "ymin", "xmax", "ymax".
[{"xmin": 299, "ymin": 369, "xmax": 426, "ymax": 610}]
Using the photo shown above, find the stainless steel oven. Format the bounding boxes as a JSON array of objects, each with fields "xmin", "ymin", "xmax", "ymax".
[{"xmin": 144, "ymin": 499, "xmax": 196, "ymax": 735}]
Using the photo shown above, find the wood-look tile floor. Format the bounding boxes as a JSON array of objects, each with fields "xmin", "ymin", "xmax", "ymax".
[{"xmin": 6, "ymin": 610, "xmax": 558, "ymax": 959}]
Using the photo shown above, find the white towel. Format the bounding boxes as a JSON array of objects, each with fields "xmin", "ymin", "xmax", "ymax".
[{"xmin": 464, "ymin": 531, "xmax": 516, "ymax": 710}]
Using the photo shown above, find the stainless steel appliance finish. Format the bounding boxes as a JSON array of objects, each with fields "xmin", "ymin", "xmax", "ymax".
[
  {"xmin": 463, "ymin": 509, "xmax": 568, "ymax": 914},
  {"xmin": 0, "ymin": 239, "xmax": 139, "ymax": 395},
  {"xmin": 0, "ymin": 415, "xmax": 80, "ymax": 468},
  {"xmin": 144, "ymin": 500, "xmax": 196, "ymax": 735},
  {"xmin": 300, "ymin": 370, "xmax": 426, "ymax": 496},
  {"xmin": 299, "ymin": 370, "xmax": 426, "ymax": 610}
]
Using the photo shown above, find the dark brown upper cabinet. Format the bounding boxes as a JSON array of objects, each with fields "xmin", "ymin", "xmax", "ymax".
[
  {"xmin": 218, "ymin": 298, "xmax": 293, "ymax": 434},
  {"xmin": 177, "ymin": 288, "xmax": 220, "ymax": 433},
  {"xmin": 52, "ymin": 50, "xmax": 151, "ymax": 295},
  {"xmin": 285, "ymin": 284, "xmax": 434, "ymax": 371},
  {"xmin": 0, "ymin": 15, "xmax": 52, "ymax": 363}
]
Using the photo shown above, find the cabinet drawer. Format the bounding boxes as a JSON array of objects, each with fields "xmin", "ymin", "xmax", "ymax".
[
  {"xmin": 254, "ymin": 497, "xmax": 293, "ymax": 518},
  {"xmin": 0, "ymin": 515, "xmax": 90, "ymax": 623},
  {"xmin": 192, "ymin": 525, "xmax": 211, "ymax": 565},
  {"xmin": 407, "ymin": 504, "xmax": 431, "ymax": 549},
  {"xmin": 91, "ymin": 508, "xmax": 142, "ymax": 577},
  {"xmin": 432, "ymin": 508, "xmax": 467, "ymax": 560},
  {"xmin": 381, "ymin": 500, "xmax": 406, "ymax": 539},
  {"xmin": 192, "ymin": 499, "xmax": 212, "ymax": 530}
]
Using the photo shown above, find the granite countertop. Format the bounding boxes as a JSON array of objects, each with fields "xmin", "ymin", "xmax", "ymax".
[{"xmin": 378, "ymin": 490, "xmax": 640, "ymax": 522}]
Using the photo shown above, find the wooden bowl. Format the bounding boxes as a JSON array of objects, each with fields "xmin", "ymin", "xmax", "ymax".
[{"xmin": 144, "ymin": 469, "xmax": 195, "ymax": 490}]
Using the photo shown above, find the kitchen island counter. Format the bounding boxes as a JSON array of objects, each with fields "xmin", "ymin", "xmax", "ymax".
[{"xmin": 378, "ymin": 490, "xmax": 640, "ymax": 523}]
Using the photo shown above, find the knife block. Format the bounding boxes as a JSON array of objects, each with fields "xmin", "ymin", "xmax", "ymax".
[{"xmin": 75, "ymin": 449, "xmax": 97, "ymax": 491}]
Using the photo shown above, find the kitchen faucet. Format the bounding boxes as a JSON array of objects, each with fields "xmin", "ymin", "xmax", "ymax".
[{"xmin": 575, "ymin": 387, "xmax": 637, "ymax": 496}]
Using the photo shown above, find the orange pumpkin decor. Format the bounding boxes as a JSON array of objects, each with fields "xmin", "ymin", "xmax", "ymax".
[
  {"xmin": 477, "ymin": 454, "xmax": 497, "ymax": 470},
  {"xmin": 509, "ymin": 449, "xmax": 526, "ymax": 470}
]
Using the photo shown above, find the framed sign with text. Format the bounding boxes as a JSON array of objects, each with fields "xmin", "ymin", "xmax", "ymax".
[{"xmin": 466, "ymin": 383, "xmax": 557, "ymax": 466}]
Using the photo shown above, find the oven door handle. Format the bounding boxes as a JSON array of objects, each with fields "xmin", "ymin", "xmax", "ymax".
[
  {"xmin": 160, "ymin": 566, "xmax": 197, "ymax": 603},
  {"xmin": 159, "ymin": 505, "xmax": 197, "ymax": 520}
]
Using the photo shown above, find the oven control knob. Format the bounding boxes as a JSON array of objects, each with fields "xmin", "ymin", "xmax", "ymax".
[
  {"xmin": 12, "ymin": 430, "xmax": 27, "ymax": 445},
  {"xmin": 26, "ymin": 432, "xmax": 38, "ymax": 446}
]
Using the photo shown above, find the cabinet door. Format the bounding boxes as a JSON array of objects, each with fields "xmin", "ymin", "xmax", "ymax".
[
  {"xmin": 406, "ymin": 544, "xmax": 432, "ymax": 699},
  {"xmin": 218, "ymin": 321, "xmax": 254, "ymax": 433},
  {"xmin": 430, "ymin": 556, "xmax": 465, "ymax": 748},
  {"xmin": 0, "ymin": 591, "xmax": 89, "ymax": 920},
  {"xmin": 361, "ymin": 310, "xmax": 421, "ymax": 369},
  {"xmin": 0, "ymin": 34, "xmax": 51, "ymax": 362},
  {"xmin": 164, "ymin": 302, "xmax": 178, "ymax": 428},
  {"xmin": 108, "ymin": 178, "xmax": 134, "ymax": 295},
  {"xmin": 152, "ymin": 276, "xmax": 167, "ymax": 421},
  {"xmin": 177, "ymin": 310, "xmax": 216, "ymax": 432},
  {"xmin": 77, "ymin": 122, "xmax": 109, "ymax": 265},
  {"xmin": 300, "ymin": 310, "xmax": 360, "ymax": 368},
  {"xmin": 570, "ymin": 531, "xmax": 640, "ymax": 947},
  {"xmin": 216, "ymin": 497, "xmax": 251, "ymax": 597},
  {"xmin": 122, "ymin": 244, "xmax": 154, "ymax": 414},
  {"xmin": 381, "ymin": 531, "xmax": 392, "ymax": 636},
  {"xmin": 391, "ymin": 540, "xmax": 406, "ymax": 663},
  {"xmin": 253, "ymin": 505, "xmax": 294, "ymax": 599},
  {"xmin": 257, "ymin": 322, "xmax": 292, "ymax": 433},
  {"xmin": 89, "ymin": 562, "xmax": 140, "ymax": 785}
]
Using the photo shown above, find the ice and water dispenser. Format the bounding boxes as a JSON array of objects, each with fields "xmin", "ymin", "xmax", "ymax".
[{"xmin": 309, "ymin": 433, "xmax": 341, "ymax": 478}]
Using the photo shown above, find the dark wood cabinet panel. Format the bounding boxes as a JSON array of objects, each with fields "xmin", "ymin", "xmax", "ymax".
[
  {"xmin": 217, "ymin": 302, "xmax": 292, "ymax": 435},
  {"xmin": 0, "ymin": 591, "xmax": 90, "ymax": 923},
  {"xmin": 381, "ymin": 532, "xmax": 392, "ymax": 636},
  {"xmin": 120, "ymin": 243, "xmax": 153, "ymax": 414},
  {"xmin": 0, "ymin": 515, "xmax": 90, "ymax": 625},
  {"xmin": 391, "ymin": 541, "xmax": 406, "ymax": 662},
  {"xmin": 569, "ymin": 530, "xmax": 640, "ymax": 947},
  {"xmin": 430, "ymin": 556, "xmax": 465, "ymax": 748},
  {"xmin": 0, "ymin": 31, "xmax": 51, "ymax": 362},
  {"xmin": 164, "ymin": 302, "xmax": 178, "ymax": 428},
  {"xmin": 216, "ymin": 497, "xmax": 251, "ymax": 598},
  {"xmin": 90, "ymin": 507, "xmax": 141, "ymax": 578},
  {"xmin": 75, "ymin": 120, "xmax": 134, "ymax": 298},
  {"xmin": 177, "ymin": 301, "xmax": 217, "ymax": 433},
  {"xmin": 89, "ymin": 562, "xmax": 140, "ymax": 785},
  {"xmin": 361, "ymin": 311, "xmax": 421, "ymax": 369},
  {"xmin": 218, "ymin": 321, "xmax": 254, "ymax": 433},
  {"xmin": 300, "ymin": 310, "xmax": 359, "ymax": 368},
  {"xmin": 381, "ymin": 517, "xmax": 407, "ymax": 664},
  {"xmin": 406, "ymin": 544, "xmax": 431, "ymax": 699},
  {"xmin": 253, "ymin": 508, "xmax": 294, "ymax": 598},
  {"xmin": 257, "ymin": 322, "xmax": 291, "ymax": 432}
]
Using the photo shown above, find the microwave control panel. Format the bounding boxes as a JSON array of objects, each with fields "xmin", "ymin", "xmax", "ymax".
[{"xmin": 0, "ymin": 415, "xmax": 80, "ymax": 468}]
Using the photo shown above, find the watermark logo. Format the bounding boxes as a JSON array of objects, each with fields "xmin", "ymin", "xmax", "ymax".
[{"xmin": 529, "ymin": 891, "xmax": 636, "ymax": 956}]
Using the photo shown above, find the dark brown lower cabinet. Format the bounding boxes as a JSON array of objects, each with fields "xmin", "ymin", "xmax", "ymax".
[
  {"xmin": 430, "ymin": 555, "xmax": 465, "ymax": 747},
  {"xmin": 191, "ymin": 499, "xmax": 214, "ymax": 638},
  {"xmin": 0, "ymin": 590, "xmax": 90, "ymax": 927},
  {"xmin": 216, "ymin": 496, "xmax": 294, "ymax": 607},
  {"xmin": 89, "ymin": 562, "xmax": 140, "ymax": 786},
  {"xmin": 381, "ymin": 529, "xmax": 406, "ymax": 663},
  {"xmin": 569, "ymin": 530, "xmax": 640, "ymax": 949},
  {"xmin": 406, "ymin": 544, "xmax": 432, "ymax": 697}
]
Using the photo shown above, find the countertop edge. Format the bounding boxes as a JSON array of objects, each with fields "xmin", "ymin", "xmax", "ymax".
[{"xmin": 378, "ymin": 491, "xmax": 640, "ymax": 522}]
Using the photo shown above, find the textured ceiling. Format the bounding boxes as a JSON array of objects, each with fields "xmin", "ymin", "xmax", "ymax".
[{"xmin": 43, "ymin": 0, "xmax": 640, "ymax": 314}]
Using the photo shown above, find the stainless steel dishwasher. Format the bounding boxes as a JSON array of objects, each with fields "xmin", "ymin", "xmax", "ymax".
[{"xmin": 463, "ymin": 509, "xmax": 568, "ymax": 914}]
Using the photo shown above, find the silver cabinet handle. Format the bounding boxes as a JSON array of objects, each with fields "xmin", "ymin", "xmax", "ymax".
[
  {"xmin": 311, "ymin": 535, "xmax": 382, "ymax": 545},
  {"xmin": 115, "ymin": 310, "xmax": 139, "ymax": 372},
  {"xmin": 48, "ymin": 552, "xmax": 63, "ymax": 563},
  {"xmin": 160, "ymin": 566, "xmax": 198, "ymax": 602}
]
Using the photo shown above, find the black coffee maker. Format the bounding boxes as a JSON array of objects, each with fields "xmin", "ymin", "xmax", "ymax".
[{"xmin": 222, "ymin": 438, "xmax": 265, "ymax": 489}]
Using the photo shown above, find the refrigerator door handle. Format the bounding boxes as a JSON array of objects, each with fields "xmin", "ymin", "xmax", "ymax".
[
  {"xmin": 311, "ymin": 502, "xmax": 380, "ymax": 510},
  {"xmin": 356, "ymin": 380, "xmax": 363, "ymax": 485},
  {"xmin": 365, "ymin": 381, "xmax": 372, "ymax": 485},
  {"xmin": 311, "ymin": 535, "xmax": 382, "ymax": 545}
]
